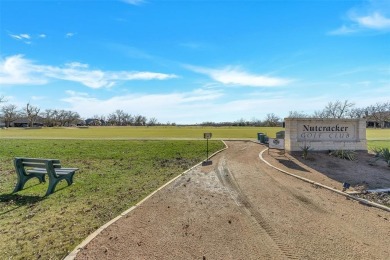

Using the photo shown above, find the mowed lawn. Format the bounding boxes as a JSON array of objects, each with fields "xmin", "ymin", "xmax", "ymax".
[
  {"xmin": 1, "ymin": 126, "xmax": 388, "ymax": 141},
  {"xmin": 0, "ymin": 126, "xmax": 388, "ymax": 259},
  {"xmin": 0, "ymin": 139, "xmax": 225, "ymax": 259},
  {"xmin": 0, "ymin": 126, "xmax": 283, "ymax": 139}
]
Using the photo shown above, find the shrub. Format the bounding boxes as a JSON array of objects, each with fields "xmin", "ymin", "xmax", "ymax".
[
  {"xmin": 376, "ymin": 148, "xmax": 390, "ymax": 167},
  {"xmin": 371, "ymin": 147, "xmax": 382, "ymax": 157},
  {"xmin": 300, "ymin": 143, "xmax": 312, "ymax": 160},
  {"xmin": 329, "ymin": 150, "xmax": 356, "ymax": 161}
]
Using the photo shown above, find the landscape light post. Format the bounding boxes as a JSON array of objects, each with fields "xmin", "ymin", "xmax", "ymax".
[{"xmin": 202, "ymin": 133, "xmax": 212, "ymax": 166}]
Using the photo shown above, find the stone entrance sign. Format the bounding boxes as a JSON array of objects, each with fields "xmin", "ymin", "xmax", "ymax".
[{"xmin": 285, "ymin": 118, "xmax": 367, "ymax": 152}]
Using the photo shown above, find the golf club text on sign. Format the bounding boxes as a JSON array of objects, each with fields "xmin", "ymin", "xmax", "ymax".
[{"xmin": 298, "ymin": 123, "xmax": 356, "ymax": 141}]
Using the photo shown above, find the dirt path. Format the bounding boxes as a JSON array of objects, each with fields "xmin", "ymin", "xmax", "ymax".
[{"xmin": 75, "ymin": 141, "xmax": 390, "ymax": 260}]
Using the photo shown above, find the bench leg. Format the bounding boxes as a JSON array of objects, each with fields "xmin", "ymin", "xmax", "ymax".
[
  {"xmin": 45, "ymin": 172, "xmax": 75, "ymax": 196},
  {"xmin": 13, "ymin": 179, "xmax": 25, "ymax": 193},
  {"xmin": 13, "ymin": 173, "xmax": 46, "ymax": 193},
  {"xmin": 65, "ymin": 172, "xmax": 75, "ymax": 186},
  {"xmin": 45, "ymin": 179, "xmax": 59, "ymax": 196}
]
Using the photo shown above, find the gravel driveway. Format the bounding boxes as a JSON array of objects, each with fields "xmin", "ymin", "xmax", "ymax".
[{"xmin": 74, "ymin": 141, "xmax": 390, "ymax": 260}]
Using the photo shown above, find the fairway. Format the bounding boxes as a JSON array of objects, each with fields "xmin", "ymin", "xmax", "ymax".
[
  {"xmin": 1, "ymin": 126, "xmax": 388, "ymax": 141},
  {"xmin": 1, "ymin": 126, "xmax": 388, "ymax": 149},
  {"xmin": 0, "ymin": 126, "xmax": 283, "ymax": 139}
]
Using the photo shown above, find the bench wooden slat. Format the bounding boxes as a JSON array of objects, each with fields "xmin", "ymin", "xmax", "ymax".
[
  {"xmin": 20, "ymin": 162, "xmax": 45, "ymax": 167},
  {"xmin": 19, "ymin": 163, "xmax": 62, "ymax": 168},
  {"xmin": 16, "ymin": 158, "xmax": 60, "ymax": 164},
  {"xmin": 28, "ymin": 168, "xmax": 79, "ymax": 174},
  {"xmin": 29, "ymin": 168, "xmax": 79, "ymax": 174}
]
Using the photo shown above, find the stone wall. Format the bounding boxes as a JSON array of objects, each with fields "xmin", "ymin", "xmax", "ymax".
[{"xmin": 284, "ymin": 118, "xmax": 367, "ymax": 152}]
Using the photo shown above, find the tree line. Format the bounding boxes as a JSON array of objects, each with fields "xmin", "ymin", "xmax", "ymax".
[
  {"xmin": 1, "ymin": 97, "xmax": 389, "ymax": 128},
  {"xmin": 0, "ymin": 97, "xmax": 158, "ymax": 127},
  {"xmin": 288, "ymin": 100, "xmax": 390, "ymax": 128},
  {"xmin": 200, "ymin": 100, "xmax": 390, "ymax": 128}
]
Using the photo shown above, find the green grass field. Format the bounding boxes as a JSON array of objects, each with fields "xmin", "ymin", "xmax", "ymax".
[
  {"xmin": 0, "ymin": 126, "xmax": 283, "ymax": 139},
  {"xmin": 0, "ymin": 139, "xmax": 225, "ymax": 259},
  {"xmin": 0, "ymin": 126, "xmax": 388, "ymax": 258},
  {"xmin": 1, "ymin": 126, "xmax": 388, "ymax": 141}
]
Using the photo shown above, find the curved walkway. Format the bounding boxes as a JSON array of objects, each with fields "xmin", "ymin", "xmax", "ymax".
[{"xmin": 69, "ymin": 141, "xmax": 390, "ymax": 259}]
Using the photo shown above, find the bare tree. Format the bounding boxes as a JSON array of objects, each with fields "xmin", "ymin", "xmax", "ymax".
[
  {"xmin": 366, "ymin": 102, "xmax": 390, "ymax": 128},
  {"xmin": 134, "ymin": 114, "xmax": 147, "ymax": 126},
  {"xmin": 235, "ymin": 118, "xmax": 248, "ymax": 126},
  {"xmin": 0, "ymin": 95, "xmax": 7, "ymax": 103},
  {"xmin": 99, "ymin": 115, "xmax": 106, "ymax": 126},
  {"xmin": 147, "ymin": 117, "xmax": 158, "ymax": 126},
  {"xmin": 24, "ymin": 103, "xmax": 41, "ymax": 127},
  {"xmin": 1, "ymin": 104, "xmax": 19, "ymax": 127},
  {"xmin": 63, "ymin": 111, "xmax": 80, "ymax": 126},
  {"xmin": 264, "ymin": 113, "xmax": 280, "ymax": 127},
  {"xmin": 348, "ymin": 107, "xmax": 366, "ymax": 119},
  {"xmin": 287, "ymin": 111, "xmax": 309, "ymax": 118},
  {"xmin": 313, "ymin": 110, "xmax": 327, "ymax": 118},
  {"xmin": 107, "ymin": 113, "xmax": 117, "ymax": 126},
  {"xmin": 114, "ymin": 110, "xmax": 126, "ymax": 126},
  {"xmin": 323, "ymin": 100, "xmax": 355, "ymax": 118},
  {"xmin": 41, "ymin": 109, "xmax": 56, "ymax": 127},
  {"xmin": 122, "ymin": 113, "xmax": 134, "ymax": 126},
  {"xmin": 250, "ymin": 117, "xmax": 262, "ymax": 126}
]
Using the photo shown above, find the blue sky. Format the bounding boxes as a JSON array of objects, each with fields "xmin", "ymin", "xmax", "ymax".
[{"xmin": 0, "ymin": 0, "xmax": 389, "ymax": 124}]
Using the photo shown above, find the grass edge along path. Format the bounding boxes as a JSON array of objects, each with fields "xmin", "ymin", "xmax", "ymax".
[
  {"xmin": 65, "ymin": 141, "xmax": 228, "ymax": 260},
  {"xmin": 0, "ymin": 139, "xmax": 225, "ymax": 259}
]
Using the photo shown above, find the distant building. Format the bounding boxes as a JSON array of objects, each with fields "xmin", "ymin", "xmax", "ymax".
[
  {"xmin": 365, "ymin": 112, "xmax": 390, "ymax": 128},
  {"xmin": 85, "ymin": 118, "xmax": 105, "ymax": 126},
  {"xmin": 12, "ymin": 117, "xmax": 44, "ymax": 127}
]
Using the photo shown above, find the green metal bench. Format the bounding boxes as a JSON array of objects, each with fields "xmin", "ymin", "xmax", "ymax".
[{"xmin": 13, "ymin": 158, "xmax": 79, "ymax": 196}]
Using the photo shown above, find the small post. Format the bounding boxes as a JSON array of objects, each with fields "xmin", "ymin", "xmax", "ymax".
[
  {"xmin": 202, "ymin": 133, "xmax": 212, "ymax": 166},
  {"xmin": 207, "ymin": 138, "xmax": 209, "ymax": 160}
]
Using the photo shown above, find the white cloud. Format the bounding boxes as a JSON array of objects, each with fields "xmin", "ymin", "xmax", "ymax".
[
  {"xmin": 9, "ymin": 34, "xmax": 23, "ymax": 40},
  {"xmin": 20, "ymin": 34, "xmax": 31, "ymax": 39},
  {"xmin": 31, "ymin": 96, "xmax": 46, "ymax": 101},
  {"xmin": 62, "ymin": 87, "xmax": 346, "ymax": 124},
  {"xmin": 8, "ymin": 33, "xmax": 47, "ymax": 44},
  {"xmin": 121, "ymin": 0, "xmax": 146, "ymax": 6},
  {"xmin": 330, "ymin": 1, "xmax": 390, "ymax": 35},
  {"xmin": 355, "ymin": 12, "xmax": 390, "ymax": 29},
  {"xmin": 65, "ymin": 90, "xmax": 90, "ymax": 97},
  {"xmin": 186, "ymin": 65, "xmax": 292, "ymax": 87},
  {"xmin": 9, "ymin": 33, "xmax": 30, "ymax": 40},
  {"xmin": 329, "ymin": 25, "xmax": 358, "ymax": 35},
  {"xmin": 0, "ymin": 55, "xmax": 178, "ymax": 88},
  {"xmin": 0, "ymin": 55, "xmax": 47, "ymax": 85},
  {"xmin": 62, "ymin": 88, "xmax": 223, "ymax": 123},
  {"xmin": 9, "ymin": 33, "xmax": 32, "ymax": 44},
  {"xmin": 65, "ymin": 32, "xmax": 75, "ymax": 38}
]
